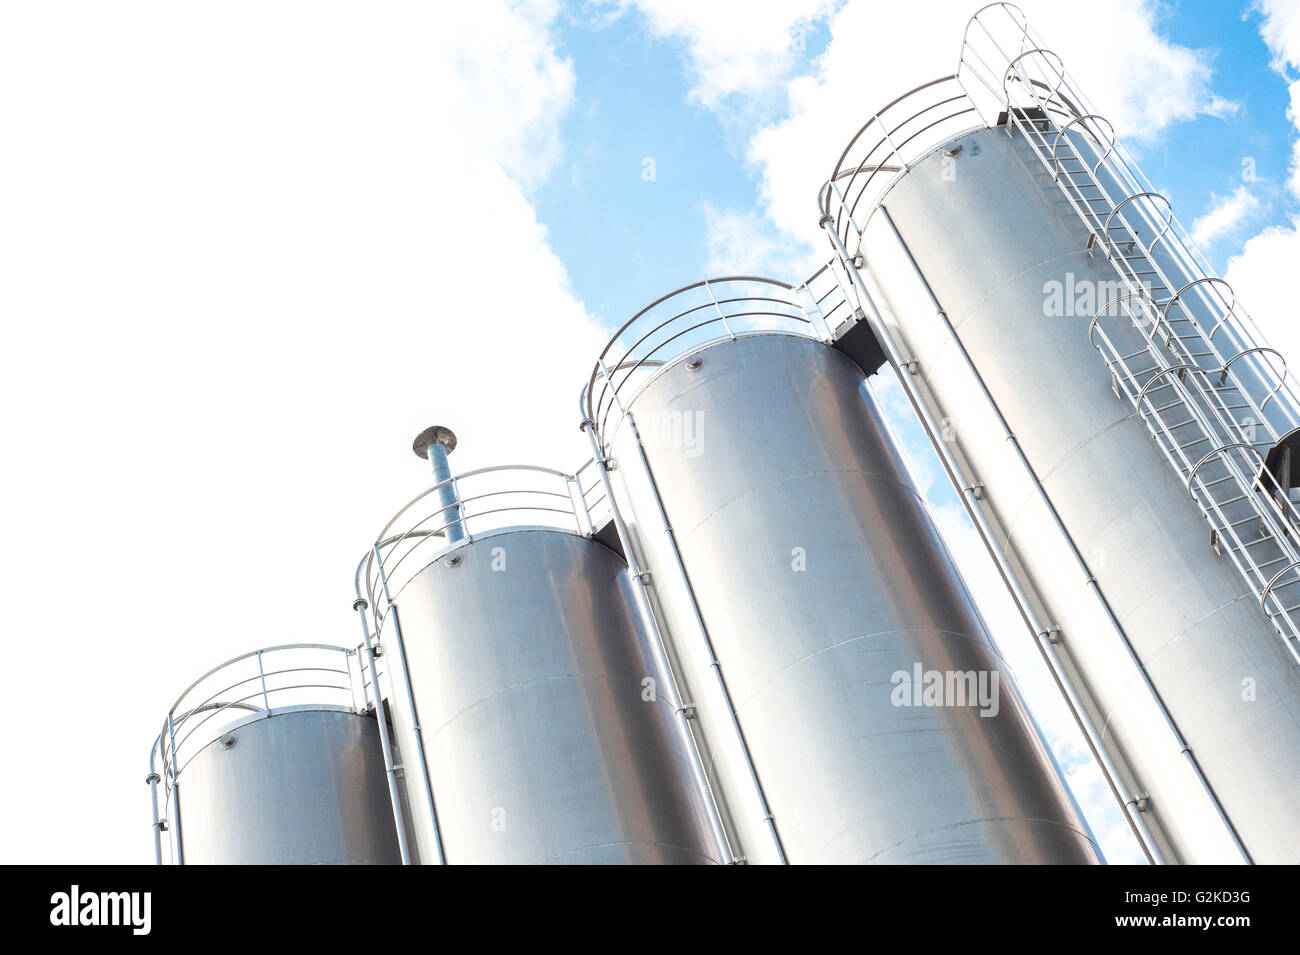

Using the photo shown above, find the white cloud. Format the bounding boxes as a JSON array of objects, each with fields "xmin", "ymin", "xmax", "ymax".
[
  {"xmin": 1224, "ymin": 3, "xmax": 1300, "ymax": 365},
  {"xmin": 1252, "ymin": 1, "xmax": 1300, "ymax": 197},
  {"xmin": 749, "ymin": 0, "xmax": 1236, "ymax": 256},
  {"xmin": 1255, "ymin": 0, "xmax": 1300, "ymax": 75},
  {"xmin": 445, "ymin": 0, "xmax": 576, "ymax": 189},
  {"xmin": 1192, "ymin": 185, "xmax": 1261, "ymax": 247},
  {"xmin": 624, "ymin": 1, "xmax": 1236, "ymax": 277},
  {"xmin": 0, "ymin": 1, "xmax": 601, "ymax": 862},
  {"xmin": 700, "ymin": 201, "xmax": 810, "ymax": 276},
  {"xmin": 602, "ymin": 0, "xmax": 837, "ymax": 114},
  {"xmin": 1226, "ymin": 218, "xmax": 1300, "ymax": 359}
]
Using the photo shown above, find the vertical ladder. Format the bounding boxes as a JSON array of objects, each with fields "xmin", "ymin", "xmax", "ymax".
[{"xmin": 1005, "ymin": 107, "xmax": 1300, "ymax": 665}]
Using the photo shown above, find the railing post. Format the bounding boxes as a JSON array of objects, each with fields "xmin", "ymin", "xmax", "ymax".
[
  {"xmin": 449, "ymin": 474, "xmax": 470, "ymax": 543},
  {"xmin": 874, "ymin": 111, "xmax": 908, "ymax": 171},
  {"xmin": 793, "ymin": 282, "xmax": 834, "ymax": 343},
  {"xmin": 565, "ymin": 473, "xmax": 594, "ymax": 536},
  {"xmin": 255, "ymin": 649, "xmax": 271, "ymax": 715},
  {"xmin": 703, "ymin": 279, "xmax": 736, "ymax": 342}
]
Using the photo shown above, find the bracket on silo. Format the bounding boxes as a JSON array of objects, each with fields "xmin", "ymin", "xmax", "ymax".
[{"xmin": 832, "ymin": 318, "xmax": 888, "ymax": 377}]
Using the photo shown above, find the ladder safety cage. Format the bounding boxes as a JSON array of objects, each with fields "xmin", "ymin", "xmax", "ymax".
[{"xmin": 821, "ymin": 0, "xmax": 1300, "ymax": 667}]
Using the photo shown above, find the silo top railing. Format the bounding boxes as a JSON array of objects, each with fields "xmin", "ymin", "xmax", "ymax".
[
  {"xmin": 584, "ymin": 269, "xmax": 858, "ymax": 440},
  {"xmin": 153, "ymin": 643, "xmax": 366, "ymax": 786},
  {"xmin": 821, "ymin": 3, "xmax": 1094, "ymax": 250},
  {"xmin": 360, "ymin": 463, "xmax": 611, "ymax": 630},
  {"xmin": 820, "ymin": 74, "xmax": 991, "ymax": 250}
]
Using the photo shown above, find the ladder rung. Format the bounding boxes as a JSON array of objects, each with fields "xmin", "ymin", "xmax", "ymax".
[
  {"xmin": 1227, "ymin": 543, "xmax": 1275, "ymax": 562},
  {"xmin": 1148, "ymin": 399, "xmax": 1184, "ymax": 414}
]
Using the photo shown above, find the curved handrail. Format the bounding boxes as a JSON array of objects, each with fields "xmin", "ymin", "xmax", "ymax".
[
  {"xmin": 1002, "ymin": 48, "xmax": 1066, "ymax": 107},
  {"xmin": 1186, "ymin": 443, "xmax": 1264, "ymax": 498},
  {"xmin": 364, "ymin": 463, "xmax": 601, "ymax": 622},
  {"xmin": 1134, "ymin": 363, "xmax": 1202, "ymax": 415},
  {"xmin": 1089, "ymin": 288, "xmax": 1162, "ymax": 349},
  {"xmin": 820, "ymin": 75, "xmax": 987, "ymax": 248},
  {"xmin": 960, "ymin": 2, "xmax": 1029, "ymax": 55},
  {"xmin": 374, "ymin": 464, "xmax": 573, "ymax": 544},
  {"xmin": 1103, "ymin": 192, "xmax": 1174, "ymax": 259},
  {"xmin": 1220, "ymin": 346, "xmax": 1289, "ymax": 409},
  {"xmin": 158, "ymin": 643, "xmax": 360, "ymax": 782},
  {"xmin": 1261, "ymin": 561, "xmax": 1300, "ymax": 613},
  {"xmin": 1163, "ymin": 277, "xmax": 1238, "ymax": 340},
  {"xmin": 584, "ymin": 276, "xmax": 819, "ymax": 441},
  {"xmin": 1050, "ymin": 113, "xmax": 1116, "ymax": 181}
]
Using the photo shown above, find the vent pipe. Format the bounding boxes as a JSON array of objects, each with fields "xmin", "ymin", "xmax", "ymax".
[{"xmin": 412, "ymin": 425, "xmax": 464, "ymax": 543}]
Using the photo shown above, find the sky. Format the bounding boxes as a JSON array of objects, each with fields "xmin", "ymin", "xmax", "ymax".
[{"xmin": 2, "ymin": 0, "xmax": 1299, "ymax": 865}]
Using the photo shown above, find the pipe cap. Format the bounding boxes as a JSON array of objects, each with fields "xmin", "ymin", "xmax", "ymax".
[{"xmin": 412, "ymin": 425, "xmax": 457, "ymax": 459}]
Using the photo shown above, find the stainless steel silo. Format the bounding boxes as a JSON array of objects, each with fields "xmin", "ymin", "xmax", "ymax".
[
  {"xmin": 148, "ymin": 644, "xmax": 404, "ymax": 865},
  {"xmin": 818, "ymin": 2, "xmax": 1300, "ymax": 863},
  {"xmin": 355, "ymin": 431, "xmax": 726, "ymax": 864},
  {"xmin": 582, "ymin": 276, "xmax": 1103, "ymax": 864}
]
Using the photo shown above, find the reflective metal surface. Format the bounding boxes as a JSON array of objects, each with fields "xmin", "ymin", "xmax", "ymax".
[
  {"xmin": 601, "ymin": 331, "xmax": 1101, "ymax": 863},
  {"xmin": 149, "ymin": 643, "xmax": 406, "ymax": 865},
  {"xmin": 861, "ymin": 124, "xmax": 1300, "ymax": 862},
  {"xmin": 390, "ymin": 527, "xmax": 722, "ymax": 864},
  {"xmin": 176, "ymin": 707, "xmax": 402, "ymax": 865}
]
